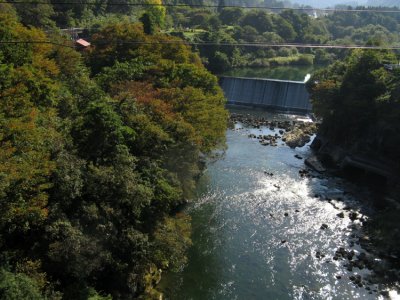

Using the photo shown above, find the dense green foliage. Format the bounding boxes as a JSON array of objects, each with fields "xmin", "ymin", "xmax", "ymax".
[
  {"xmin": 6, "ymin": 0, "xmax": 400, "ymax": 74},
  {"xmin": 165, "ymin": 3, "xmax": 400, "ymax": 72},
  {"xmin": 306, "ymin": 49, "xmax": 400, "ymax": 168},
  {"xmin": 0, "ymin": 4, "xmax": 227, "ymax": 299},
  {"xmin": 5, "ymin": 0, "xmax": 400, "ymax": 75}
]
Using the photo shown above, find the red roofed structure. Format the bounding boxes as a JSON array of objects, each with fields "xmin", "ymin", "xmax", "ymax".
[{"xmin": 75, "ymin": 38, "xmax": 91, "ymax": 48}]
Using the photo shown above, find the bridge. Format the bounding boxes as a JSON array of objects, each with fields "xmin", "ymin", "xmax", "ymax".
[{"xmin": 219, "ymin": 76, "xmax": 312, "ymax": 113}]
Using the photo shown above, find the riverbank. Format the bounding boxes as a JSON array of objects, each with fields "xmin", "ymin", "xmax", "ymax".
[{"xmin": 309, "ymin": 134, "xmax": 400, "ymax": 294}]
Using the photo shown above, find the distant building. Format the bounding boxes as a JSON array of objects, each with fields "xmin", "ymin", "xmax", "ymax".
[{"xmin": 75, "ymin": 38, "xmax": 91, "ymax": 50}]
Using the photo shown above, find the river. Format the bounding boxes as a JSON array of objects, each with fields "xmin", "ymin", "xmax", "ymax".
[{"xmin": 159, "ymin": 109, "xmax": 400, "ymax": 300}]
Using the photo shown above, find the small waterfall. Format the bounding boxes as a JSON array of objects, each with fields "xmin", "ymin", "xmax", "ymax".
[{"xmin": 220, "ymin": 76, "xmax": 312, "ymax": 113}]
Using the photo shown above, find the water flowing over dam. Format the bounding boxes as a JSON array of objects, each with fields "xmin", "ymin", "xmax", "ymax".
[{"xmin": 219, "ymin": 76, "xmax": 312, "ymax": 113}]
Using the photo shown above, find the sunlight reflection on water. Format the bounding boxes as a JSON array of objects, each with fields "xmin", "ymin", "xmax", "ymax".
[{"xmin": 162, "ymin": 116, "xmax": 398, "ymax": 300}]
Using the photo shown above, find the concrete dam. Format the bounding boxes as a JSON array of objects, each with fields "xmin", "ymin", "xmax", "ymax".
[{"xmin": 219, "ymin": 76, "xmax": 312, "ymax": 113}]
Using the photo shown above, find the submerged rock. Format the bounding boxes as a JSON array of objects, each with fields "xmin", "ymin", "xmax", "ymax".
[
  {"xmin": 349, "ymin": 212, "xmax": 358, "ymax": 221},
  {"xmin": 305, "ymin": 156, "xmax": 326, "ymax": 173},
  {"xmin": 299, "ymin": 169, "xmax": 311, "ymax": 178},
  {"xmin": 320, "ymin": 224, "xmax": 329, "ymax": 230},
  {"xmin": 337, "ymin": 212, "xmax": 345, "ymax": 218}
]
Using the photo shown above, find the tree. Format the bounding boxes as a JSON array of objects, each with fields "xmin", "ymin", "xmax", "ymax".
[
  {"xmin": 152, "ymin": 214, "xmax": 192, "ymax": 271},
  {"xmin": 72, "ymin": 99, "xmax": 136, "ymax": 162},
  {"xmin": 0, "ymin": 269, "xmax": 43, "ymax": 300},
  {"xmin": 231, "ymin": 47, "xmax": 246, "ymax": 68},
  {"xmin": 140, "ymin": 13, "xmax": 156, "ymax": 35},
  {"xmin": 240, "ymin": 10, "xmax": 273, "ymax": 33},
  {"xmin": 0, "ymin": 10, "xmax": 60, "ymax": 236},
  {"xmin": 234, "ymin": 25, "xmax": 259, "ymax": 42},
  {"xmin": 141, "ymin": 0, "xmax": 166, "ymax": 33},
  {"xmin": 273, "ymin": 15, "xmax": 297, "ymax": 41},
  {"xmin": 219, "ymin": 7, "xmax": 244, "ymax": 25},
  {"xmin": 208, "ymin": 15, "xmax": 222, "ymax": 31},
  {"xmin": 280, "ymin": 10, "xmax": 310, "ymax": 42},
  {"xmin": 13, "ymin": 0, "xmax": 55, "ymax": 28},
  {"xmin": 95, "ymin": 58, "xmax": 148, "ymax": 91},
  {"xmin": 209, "ymin": 51, "xmax": 231, "ymax": 73},
  {"xmin": 307, "ymin": 49, "xmax": 398, "ymax": 149}
]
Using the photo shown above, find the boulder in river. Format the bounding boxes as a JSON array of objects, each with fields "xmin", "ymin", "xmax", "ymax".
[
  {"xmin": 282, "ymin": 122, "xmax": 317, "ymax": 148},
  {"xmin": 305, "ymin": 156, "xmax": 326, "ymax": 173},
  {"xmin": 283, "ymin": 129, "xmax": 310, "ymax": 148},
  {"xmin": 337, "ymin": 212, "xmax": 345, "ymax": 218},
  {"xmin": 299, "ymin": 169, "xmax": 310, "ymax": 178},
  {"xmin": 349, "ymin": 212, "xmax": 358, "ymax": 221}
]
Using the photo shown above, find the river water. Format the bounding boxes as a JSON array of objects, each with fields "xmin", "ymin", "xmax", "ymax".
[{"xmin": 160, "ymin": 110, "xmax": 395, "ymax": 300}]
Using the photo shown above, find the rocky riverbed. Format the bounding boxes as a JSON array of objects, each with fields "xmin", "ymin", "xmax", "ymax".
[{"xmin": 230, "ymin": 113, "xmax": 318, "ymax": 149}]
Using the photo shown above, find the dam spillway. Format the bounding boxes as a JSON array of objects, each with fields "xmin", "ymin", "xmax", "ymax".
[{"xmin": 219, "ymin": 76, "xmax": 312, "ymax": 113}]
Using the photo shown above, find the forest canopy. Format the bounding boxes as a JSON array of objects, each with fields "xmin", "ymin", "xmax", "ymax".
[{"xmin": 0, "ymin": 3, "xmax": 227, "ymax": 299}]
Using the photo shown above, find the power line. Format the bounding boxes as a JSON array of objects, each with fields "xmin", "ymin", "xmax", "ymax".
[
  {"xmin": 1, "ymin": 1, "xmax": 400, "ymax": 13},
  {"xmin": 0, "ymin": 40, "xmax": 74, "ymax": 48},
  {"xmin": 92, "ymin": 40, "xmax": 400, "ymax": 50},
  {"xmin": 1, "ymin": 40, "xmax": 400, "ymax": 50}
]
